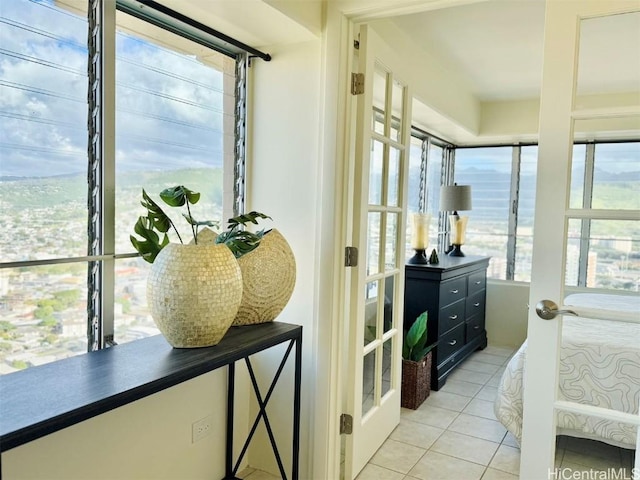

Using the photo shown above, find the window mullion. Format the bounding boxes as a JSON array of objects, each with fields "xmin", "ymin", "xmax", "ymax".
[
  {"xmin": 418, "ymin": 137, "xmax": 429, "ymax": 213},
  {"xmin": 87, "ymin": 0, "xmax": 103, "ymax": 352},
  {"xmin": 232, "ymin": 54, "xmax": 248, "ymax": 218},
  {"xmin": 87, "ymin": 0, "xmax": 116, "ymax": 351},
  {"xmin": 506, "ymin": 146, "xmax": 521, "ymax": 280},
  {"xmin": 102, "ymin": 0, "xmax": 117, "ymax": 346},
  {"xmin": 578, "ymin": 143, "xmax": 595, "ymax": 287},
  {"xmin": 439, "ymin": 146, "xmax": 455, "ymax": 253}
]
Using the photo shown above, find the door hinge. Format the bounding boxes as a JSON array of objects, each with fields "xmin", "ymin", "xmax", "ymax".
[
  {"xmin": 351, "ymin": 73, "xmax": 364, "ymax": 95},
  {"xmin": 344, "ymin": 246, "xmax": 358, "ymax": 267},
  {"xmin": 340, "ymin": 413, "xmax": 353, "ymax": 434}
]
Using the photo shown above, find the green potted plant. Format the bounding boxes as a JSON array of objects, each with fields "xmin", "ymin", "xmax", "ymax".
[
  {"xmin": 401, "ymin": 311, "xmax": 436, "ymax": 409},
  {"xmin": 130, "ymin": 185, "xmax": 296, "ymax": 346},
  {"xmin": 130, "ymin": 186, "xmax": 271, "ymax": 348}
]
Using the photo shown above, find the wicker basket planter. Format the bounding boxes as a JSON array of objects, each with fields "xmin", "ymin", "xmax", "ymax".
[
  {"xmin": 233, "ymin": 228, "xmax": 296, "ymax": 326},
  {"xmin": 147, "ymin": 243, "xmax": 243, "ymax": 348},
  {"xmin": 401, "ymin": 351, "xmax": 432, "ymax": 409}
]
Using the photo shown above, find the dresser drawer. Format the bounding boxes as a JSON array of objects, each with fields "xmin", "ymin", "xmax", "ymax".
[
  {"xmin": 439, "ymin": 277, "xmax": 467, "ymax": 307},
  {"xmin": 468, "ymin": 270, "xmax": 486, "ymax": 296},
  {"xmin": 438, "ymin": 300, "xmax": 465, "ymax": 336},
  {"xmin": 466, "ymin": 315, "xmax": 484, "ymax": 341},
  {"xmin": 466, "ymin": 291, "xmax": 485, "ymax": 320},
  {"xmin": 437, "ymin": 323, "xmax": 465, "ymax": 364}
]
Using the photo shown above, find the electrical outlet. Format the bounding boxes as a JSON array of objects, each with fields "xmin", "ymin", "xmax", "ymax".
[{"xmin": 192, "ymin": 415, "xmax": 213, "ymax": 443}]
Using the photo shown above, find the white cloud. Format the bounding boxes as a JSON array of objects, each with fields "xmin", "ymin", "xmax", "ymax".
[{"xmin": 1, "ymin": 0, "xmax": 229, "ymax": 178}]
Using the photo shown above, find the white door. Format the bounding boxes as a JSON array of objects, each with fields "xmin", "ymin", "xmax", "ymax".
[
  {"xmin": 520, "ymin": 2, "xmax": 640, "ymax": 479},
  {"xmin": 343, "ymin": 24, "xmax": 413, "ymax": 479}
]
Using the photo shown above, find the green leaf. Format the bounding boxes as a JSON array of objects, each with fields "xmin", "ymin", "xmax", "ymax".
[
  {"xmin": 141, "ymin": 190, "xmax": 172, "ymax": 233},
  {"xmin": 184, "ymin": 187, "xmax": 200, "ymax": 205},
  {"xmin": 160, "ymin": 186, "xmax": 201, "ymax": 207},
  {"xmin": 130, "ymin": 230, "xmax": 169, "ymax": 264},
  {"xmin": 227, "ymin": 211, "xmax": 271, "ymax": 231},
  {"xmin": 416, "ymin": 320, "xmax": 428, "ymax": 353},
  {"xmin": 402, "ymin": 344, "xmax": 410, "ymax": 360},
  {"xmin": 405, "ymin": 311, "xmax": 427, "ymax": 349},
  {"xmin": 403, "ymin": 311, "xmax": 429, "ymax": 361},
  {"xmin": 132, "ymin": 216, "xmax": 157, "ymax": 242},
  {"xmin": 182, "ymin": 214, "xmax": 219, "ymax": 228},
  {"xmin": 215, "ymin": 229, "xmax": 264, "ymax": 258},
  {"xmin": 130, "ymin": 215, "xmax": 171, "ymax": 263}
]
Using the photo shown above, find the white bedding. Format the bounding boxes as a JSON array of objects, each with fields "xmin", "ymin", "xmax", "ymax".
[{"xmin": 494, "ymin": 293, "xmax": 640, "ymax": 449}]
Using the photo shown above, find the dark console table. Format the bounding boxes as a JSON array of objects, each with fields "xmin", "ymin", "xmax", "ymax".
[
  {"xmin": 0, "ymin": 322, "xmax": 302, "ymax": 480},
  {"xmin": 404, "ymin": 256, "xmax": 490, "ymax": 390}
]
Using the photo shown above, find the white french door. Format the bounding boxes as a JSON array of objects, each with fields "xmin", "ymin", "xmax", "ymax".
[
  {"xmin": 520, "ymin": 1, "xmax": 640, "ymax": 479},
  {"xmin": 343, "ymin": 24, "xmax": 413, "ymax": 479}
]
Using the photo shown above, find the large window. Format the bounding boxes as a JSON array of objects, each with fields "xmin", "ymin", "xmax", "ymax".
[
  {"xmin": 566, "ymin": 142, "xmax": 640, "ymax": 290},
  {"xmin": 0, "ymin": 0, "xmax": 245, "ymax": 373},
  {"xmin": 455, "ymin": 147, "xmax": 515, "ymax": 279},
  {"xmin": 454, "ymin": 145, "xmax": 540, "ymax": 281},
  {"xmin": 407, "ymin": 133, "xmax": 639, "ymax": 291}
]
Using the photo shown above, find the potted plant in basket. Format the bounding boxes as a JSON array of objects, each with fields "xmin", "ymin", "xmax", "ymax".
[
  {"xmin": 401, "ymin": 311, "xmax": 436, "ymax": 409},
  {"xmin": 130, "ymin": 185, "xmax": 296, "ymax": 347},
  {"xmin": 130, "ymin": 185, "xmax": 271, "ymax": 348}
]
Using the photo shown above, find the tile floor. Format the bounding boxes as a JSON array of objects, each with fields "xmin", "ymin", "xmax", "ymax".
[
  {"xmin": 357, "ymin": 345, "xmax": 636, "ymax": 480},
  {"xmin": 237, "ymin": 345, "xmax": 636, "ymax": 480}
]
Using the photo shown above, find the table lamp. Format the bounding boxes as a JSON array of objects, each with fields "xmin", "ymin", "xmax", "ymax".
[
  {"xmin": 407, "ymin": 213, "xmax": 431, "ymax": 264},
  {"xmin": 440, "ymin": 184, "xmax": 472, "ymax": 257}
]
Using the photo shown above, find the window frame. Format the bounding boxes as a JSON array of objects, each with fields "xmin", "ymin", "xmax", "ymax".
[
  {"xmin": 569, "ymin": 141, "xmax": 640, "ymax": 289},
  {"xmin": 408, "ymin": 126, "xmax": 453, "ymax": 255},
  {"xmin": 408, "ymin": 129, "xmax": 639, "ymax": 289},
  {"xmin": 88, "ymin": 1, "xmax": 250, "ymax": 349},
  {"xmin": 0, "ymin": 0, "xmax": 251, "ymax": 362}
]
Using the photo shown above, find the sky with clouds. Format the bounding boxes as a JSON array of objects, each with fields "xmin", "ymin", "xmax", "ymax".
[
  {"xmin": 0, "ymin": 0, "xmax": 227, "ymax": 178},
  {"xmin": 2, "ymin": 0, "xmax": 637, "ymax": 181}
]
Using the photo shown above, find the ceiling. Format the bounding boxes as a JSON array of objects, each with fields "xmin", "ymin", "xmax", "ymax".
[
  {"xmin": 390, "ymin": 1, "xmax": 547, "ymax": 103},
  {"xmin": 388, "ymin": 1, "xmax": 640, "ymax": 102},
  {"xmin": 379, "ymin": 1, "xmax": 640, "ymax": 144}
]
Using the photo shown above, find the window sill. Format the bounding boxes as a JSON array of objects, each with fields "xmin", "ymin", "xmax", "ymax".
[{"xmin": 0, "ymin": 322, "xmax": 302, "ymax": 452}]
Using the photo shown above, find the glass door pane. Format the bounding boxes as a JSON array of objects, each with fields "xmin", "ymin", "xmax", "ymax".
[{"xmin": 360, "ymin": 68, "xmax": 406, "ymax": 412}]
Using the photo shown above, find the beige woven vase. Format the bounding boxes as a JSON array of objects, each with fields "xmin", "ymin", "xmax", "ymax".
[
  {"xmin": 147, "ymin": 243, "xmax": 242, "ymax": 348},
  {"xmin": 233, "ymin": 228, "xmax": 296, "ymax": 326}
]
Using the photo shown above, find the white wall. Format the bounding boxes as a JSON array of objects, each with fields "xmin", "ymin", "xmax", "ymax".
[
  {"xmin": 2, "ymin": 369, "xmax": 251, "ymax": 479},
  {"xmin": 245, "ymin": 38, "xmax": 323, "ymax": 478}
]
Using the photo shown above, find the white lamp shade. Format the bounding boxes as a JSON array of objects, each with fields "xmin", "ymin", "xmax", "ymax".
[{"xmin": 440, "ymin": 185, "xmax": 472, "ymax": 212}]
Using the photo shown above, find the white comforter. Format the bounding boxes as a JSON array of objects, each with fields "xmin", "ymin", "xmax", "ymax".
[{"xmin": 494, "ymin": 294, "xmax": 640, "ymax": 449}]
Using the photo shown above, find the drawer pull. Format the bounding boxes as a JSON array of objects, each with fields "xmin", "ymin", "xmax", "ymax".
[
  {"xmin": 474, "ymin": 302, "xmax": 480, "ymax": 307},
  {"xmin": 450, "ymin": 289, "xmax": 459, "ymax": 294},
  {"xmin": 475, "ymin": 281, "xmax": 482, "ymax": 285},
  {"xmin": 449, "ymin": 314, "xmax": 458, "ymax": 320},
  {"xmin": 474, "ymin": 325, "xmax": 480, "ymax": 330},
  {"xmin": 448, "ymin": 340, "xmax": 457, "ymax": 346}
]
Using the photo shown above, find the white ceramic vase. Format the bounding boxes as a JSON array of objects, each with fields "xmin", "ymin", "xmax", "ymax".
[
  {"xmin": 233, "ymin": 229, "xmax": 296, "ymax": 326},
  {"xmin": 147, "ymin": 243, "xmax": 242, "ymax": 348}
]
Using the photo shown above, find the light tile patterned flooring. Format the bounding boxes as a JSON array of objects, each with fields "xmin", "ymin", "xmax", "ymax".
[
  {"xmin": 238, "ymin": 345, "xmax": 636, "ymax": 480},
  {"xmin": 357, "ymin": 345, "xmax": 636, "ymax": 480}
]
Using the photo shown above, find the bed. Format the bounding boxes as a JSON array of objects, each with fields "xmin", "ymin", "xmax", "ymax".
[{"xmin": 494, "ymin": 293, "xmax": 640, "ymax": 449}]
